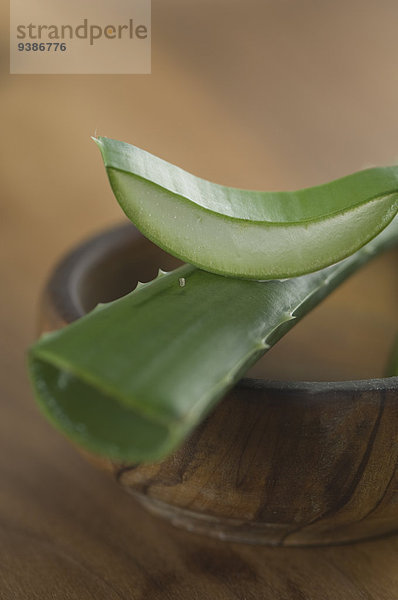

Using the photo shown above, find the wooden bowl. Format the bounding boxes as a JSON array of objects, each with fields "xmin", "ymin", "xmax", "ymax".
[{"xmin": 39, "ymin": 223, "xmax": 398, "ymax": 546}]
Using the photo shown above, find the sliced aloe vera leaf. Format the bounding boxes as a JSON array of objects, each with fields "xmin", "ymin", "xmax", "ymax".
[
  {"xmin": 94, "ymin": 137, "xmax": 398, "ymax": 279},
  {"xmin": 28, "ymin": 217, "xmax": 398, "ymax": 462}
]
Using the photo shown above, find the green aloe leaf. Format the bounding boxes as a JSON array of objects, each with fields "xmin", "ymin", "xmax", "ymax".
[
  {"xmin": 28, "ymin": 217, "xmax": 398, "ymax": 462},
  {"xmin": 94, "ymin": 137, "xmax": 398, "ymax": 279}
]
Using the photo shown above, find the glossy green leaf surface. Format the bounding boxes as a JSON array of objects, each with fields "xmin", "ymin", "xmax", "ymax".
[
  {"xmin": 95, "ymin": 137, "xmax": 398, "ymax": 279},
  {"xmin": 28, "ymin": 217, "xmax": 398, "ymax": 462}
]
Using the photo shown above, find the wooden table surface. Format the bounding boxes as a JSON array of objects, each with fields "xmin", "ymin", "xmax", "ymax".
[{"xmin": 1, "ymin": 1, "xmax": 398, "ymax": 597}]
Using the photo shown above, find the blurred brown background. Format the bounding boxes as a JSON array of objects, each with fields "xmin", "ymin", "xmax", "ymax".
[{"xmin": 1, "ymin": 1, "xmax": 398, "ymax": 598}]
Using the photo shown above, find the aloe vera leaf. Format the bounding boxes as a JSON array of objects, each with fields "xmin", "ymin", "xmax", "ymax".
[
  {"xmin": 94, "ymin": 137, "xmax": 398, "ymax": 280},
  {"xmin": 28, "ymin": 217, "xmax": 398, "ymax": 462}
]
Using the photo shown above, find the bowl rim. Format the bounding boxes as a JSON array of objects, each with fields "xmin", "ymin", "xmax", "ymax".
[{"xmin": 44, "ymin": 222, "xmax": 398, "ymax": 395}]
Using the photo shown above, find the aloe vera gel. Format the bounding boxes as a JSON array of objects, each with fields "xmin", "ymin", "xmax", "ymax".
[{"xmin": 95, "ymin": 137, "xmax": 398, "ymax": 279}]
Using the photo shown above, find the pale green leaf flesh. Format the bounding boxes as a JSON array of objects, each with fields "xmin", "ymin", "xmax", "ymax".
[
  {"xmin": 95, "ymin": 137, "xmax": 398, "ymax": 279},
  {"xmin": 28, "ymin": 217, "xmax": 398, "ymax": 462}
]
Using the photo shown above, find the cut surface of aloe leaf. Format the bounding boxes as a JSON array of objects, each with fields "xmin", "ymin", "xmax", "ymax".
[
  {"xmin": 95, "ymin": 136, "xmax": 398, "ymax": 279},
  {"xmin": 28, "ymin": 217, "xmax": 398, "ymax": 462}
]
